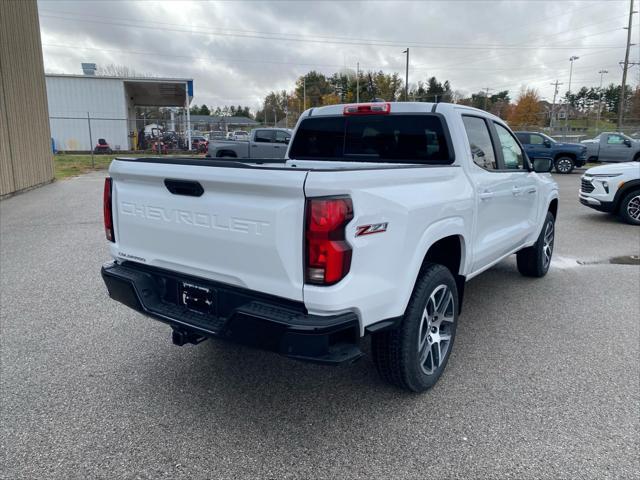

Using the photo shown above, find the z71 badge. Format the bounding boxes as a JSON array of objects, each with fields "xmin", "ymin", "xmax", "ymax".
[{"xmin": 355, "ymin": 222, "xmax": 388, "ymax": 237}]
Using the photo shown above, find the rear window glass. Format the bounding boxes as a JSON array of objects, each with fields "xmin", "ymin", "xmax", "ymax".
[{"xmin": 289, "ymin": 115, "xmax": 452, "ymax": 164}]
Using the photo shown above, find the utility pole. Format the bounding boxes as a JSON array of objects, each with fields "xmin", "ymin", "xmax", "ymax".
[
  {"xmin": 303, "ymin": 76, "xmax": 306, "ymax": 111},
  {"xmin": 596, "ymin": 70, "xmax": 608, "ymax": 133},
  {"xmin": 482, "ymin": 87, "xmax": 493, "ymax": 111},
  {"xmin": 565, "ymin": 55, "xmax": 580, "ymax": 135},
  {"xmin": 618, "ymin": 0, "xmax": 636, "ymax": 130},
  {"xmin": 356, "ymin": 62, "xmax": 360, "ymax": 103},
  {"xmin": 403, "ymin": 48, "xmax": 409, "ymax": 101},
  {"xmin": 549, "ymin": 80, "xmax": 563, "ymax": 129}
]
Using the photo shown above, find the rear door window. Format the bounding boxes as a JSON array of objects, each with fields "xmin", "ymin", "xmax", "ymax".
[
  {"xmin": 289, "ymin": 115, "xmax": 451, "ymax": 164},
  {"xmin": 462, "ymin": 116, "xmax": 497, "ymax": 170},
  {"xmin": 254, "ymin": 130, "xmax": 275, "ymax": 143},
  {"xmin": 494, "ymin": 123, "xmax": 525, "ymax": 170}
]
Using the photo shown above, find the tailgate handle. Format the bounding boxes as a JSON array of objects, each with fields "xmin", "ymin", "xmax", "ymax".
[{"xmin": 164, "ymin": 179, "xmax": 204, "ymax": 197}]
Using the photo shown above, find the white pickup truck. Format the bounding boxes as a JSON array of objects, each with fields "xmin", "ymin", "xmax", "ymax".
[{"xmin": 101, "ymin": 102, "xmax": 558, "ymax": 392}]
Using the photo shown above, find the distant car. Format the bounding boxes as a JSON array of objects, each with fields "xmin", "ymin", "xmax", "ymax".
[
  {"xmin": 579, "ymin": 160, "xmax": 640, "ymax": 225},
  {"xmin": 515, "ymin": 131, "xmax": 587, "ymax": 174},
  {"xmin": 94, "ymin": 138, "xmax": 112, "ymax": 154},
  {"xmin": 191, "ymin": 136, "xmax": 208, "ymax": 152},
  {"xmin": 581, "ymin": 132, "xmax": 640, "ymax": 163},
  {"xmin": 231, "ymin": 131, "xmax": 249, "ymax": 141},
  {"xmin": 208, "ymin": 131, "xmax": 226, "ymax": 141}
]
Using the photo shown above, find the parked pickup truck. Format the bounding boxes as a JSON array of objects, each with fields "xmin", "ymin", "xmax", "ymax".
[
  {"xmin": 515, "ymin": 131, "xmax": 587, "ymax": 174},
  {"xmin": 207, "ymin": 128, "xmax": 292, "ymax": 159},
  {"xmin": 581, "ymin": 132, "xmax": 640, "ymax": 163},
  {"xmin": 101, "ymin": 102, "xmax": 558, "ymax": 392}
]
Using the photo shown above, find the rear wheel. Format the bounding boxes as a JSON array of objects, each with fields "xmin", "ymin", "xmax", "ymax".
[
  {"xmin": 372, "ymin": 263, "xmax": 458, "ymax": 393},
  {"xmin": 517, "ymin": 211, "xmax": 555, "ymax": 277},
  {"xmin": 619, "ymin": 189, "xmax": 640, "ymax": 225},
  {"xmin": 554, "ymin": 156, "xmax": 574, "ymax": 174}
]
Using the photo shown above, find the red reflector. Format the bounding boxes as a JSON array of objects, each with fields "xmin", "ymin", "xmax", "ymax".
[
  {"xmin": 305, "ymin": 197, "xmax": 353, "ymax": 285},
  {"xmin": 103, "ymin": 177, "xmax": 115, "ymax": 242},
  {"xmin": 343, "ymin": 102, "xmax": 391, "ymax": 115}
]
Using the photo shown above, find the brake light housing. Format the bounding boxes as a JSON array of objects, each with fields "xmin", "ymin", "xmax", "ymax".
[
  {"xmin": 305, "ymin": 196, "xmax": 353, "ymax": 285},
  {"xmin": 343, "ymin": 102, "xmax": 391, "ymax": 115},
  {"xmin": 103, "ymin": 177, "xmax": 115, "ymax": 242}
]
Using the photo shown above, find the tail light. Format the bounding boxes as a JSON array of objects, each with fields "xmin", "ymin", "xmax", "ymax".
[
  {"xmin": 343, "ymin": 103, "xmax": 391, "ymax": 115},
  {"xmin": 305, "ymin": 196, "xmax": 353, "ymax": 285},
  {"xmin": 103, "ymin": 177, "xmax": 115, "ymax": 242}
]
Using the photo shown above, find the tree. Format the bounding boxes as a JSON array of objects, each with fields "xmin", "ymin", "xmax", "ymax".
[
  {"xmin": 294, "ymin": 71, "xmax": 333, "ymax": 109},
  {"xmin": 95, "ymin": 64, "xmax": 149, "ymax": 77},
  {"xmin": 189, "ymin": 104, "xmax": 200, "ymax": 115},
  {"xmin": 508, "ymin": 88, "xmax": 542, "ymax": 127},
  {"xmin": 199, "ymin": 104, "xmax": 210, "ymax": 116}
]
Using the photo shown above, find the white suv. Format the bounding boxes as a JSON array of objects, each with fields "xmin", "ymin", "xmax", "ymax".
[{"xmin": 579, "ymin": 161, "xmax": 640, "ymax": 224}]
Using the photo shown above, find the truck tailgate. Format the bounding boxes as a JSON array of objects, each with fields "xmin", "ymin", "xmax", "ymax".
[{"xmin": 108, "ymin": 159, "xmax": 308, "ymax": 301}]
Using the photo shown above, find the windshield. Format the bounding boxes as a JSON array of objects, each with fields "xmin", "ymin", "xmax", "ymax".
[{"xmin": 289, "ymin": 114, "xmax": 452, "ymax": 164}]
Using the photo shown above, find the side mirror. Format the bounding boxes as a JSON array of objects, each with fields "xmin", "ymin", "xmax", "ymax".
[
  {"xmin": 624, "ymin": 139, "xmax": 632, "ymax": 147},
  {"xmin": 543, "ymin": 139, "xmax": 552, "ymax": 148},
  {"xmin": 532, "ymin": 157, "xmax": 553, "ymax": 173}
]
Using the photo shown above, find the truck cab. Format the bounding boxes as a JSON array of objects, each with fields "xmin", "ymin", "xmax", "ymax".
[{"xmin": 515, "ymin": 131, "xmax": 587, "ymax": 174}]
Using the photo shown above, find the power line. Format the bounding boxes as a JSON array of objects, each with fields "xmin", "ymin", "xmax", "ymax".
[{"xmin": 38, "ymin": 13, "xmax": 623, "ymax": 50}]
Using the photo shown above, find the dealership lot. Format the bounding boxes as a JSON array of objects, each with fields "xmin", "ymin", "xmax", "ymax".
[{"xmin": 1, "ymin": 171, "xmax": 638, "ymax": 479}]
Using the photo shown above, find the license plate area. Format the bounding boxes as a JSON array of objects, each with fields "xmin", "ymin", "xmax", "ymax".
[{"xmin": 180, "ymin": 282, "xmax": 215, "ymax": 315}]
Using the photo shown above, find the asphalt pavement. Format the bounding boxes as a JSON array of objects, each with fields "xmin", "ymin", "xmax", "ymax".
[{"xmin": 1, "ymin": 170, "xmax": 639, "ymax": 479}]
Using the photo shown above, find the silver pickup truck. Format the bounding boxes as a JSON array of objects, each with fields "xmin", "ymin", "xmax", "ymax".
[
  {"xmin": 582, "ymin": 132, "xmax": 640, "ymax": 163},
  {"xmin": 207, "ymin": 128, "xmax": 292, "ymax": 159}
]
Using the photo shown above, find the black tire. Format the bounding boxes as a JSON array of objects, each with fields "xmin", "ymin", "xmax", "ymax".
[
  {"xmin": 618, "ymin": 189, "xmax": 640, "ymax": 225},
  {"xmin": 554, "ymin": 156, "xmax": 574, "ymax": 174},
  {"xmin": 517, "ymin": 211, "xmax": 555, "ymax": 277},
  {"xmin": 372, "ymin": 263, "xmax": 459, "ymax": 393}
]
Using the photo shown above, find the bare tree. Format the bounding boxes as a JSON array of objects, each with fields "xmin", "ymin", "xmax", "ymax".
[{"xmin": 96, "ymin": 64, "xmax": 152, "ymax": 78}]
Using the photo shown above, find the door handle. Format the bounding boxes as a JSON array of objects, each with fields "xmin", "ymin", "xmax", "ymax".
[
  {"xmin": 526, "ymin": 187, "xmax": 537, "ymax": 194},
  {"xmin": 479, "ymin": 190, "xmax": 494, "ymax": 200}
]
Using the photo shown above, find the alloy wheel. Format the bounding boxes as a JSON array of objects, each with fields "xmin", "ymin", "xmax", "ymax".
[
  {"xmin": 417, "ymin": 285, "xmax": 455, "ymax": 375},
  {"xmin": 542, "ymin": 220, "xmax": 554, "ymax": 269},
  {"xmin": 557, "ymin": 158, "xmax": 572, "ymax": 173},
  {"xmin": 627, "ymin": 194, "xmax": 640, "ymax": 221}
]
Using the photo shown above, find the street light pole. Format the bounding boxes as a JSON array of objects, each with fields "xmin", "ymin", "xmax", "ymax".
[
  {"xmin": 356, "ymin": 62, "xmax": 360, "ymax": 103},
  {"xmin": 403, "ymin": 48, "xmax": 409, "ymax": 101},
  {"xmin": 565, "ymin": 55, "xmax": 579, "ymax": 135},
  {"xmin": 596, "ymin": 69, "xmax": 608, "ymax": 134}
]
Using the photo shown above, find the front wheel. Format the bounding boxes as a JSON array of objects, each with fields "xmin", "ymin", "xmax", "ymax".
[
  {"xmin": 619, "ymin": 190, "xmax": 640, "ymax": 225},
  {"xmin": 517, "ymin": 211, "xmax": 555, "ymax": 277},
  {"xmin": 555, "ymin": 156, "xmax": 574, "ymax": 174},
  {"xmin": 372, "ymin": 263, "xmax": 459, "ymax": 393}
]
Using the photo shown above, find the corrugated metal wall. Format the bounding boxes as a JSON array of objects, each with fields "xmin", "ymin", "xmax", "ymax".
[
  {"xmin": 46, "ymin": 76, "xmax": 129, "ymax": 151},
  {"xmin": 0, "ymin": 0, "xmax": 54, "ymax": 197}
]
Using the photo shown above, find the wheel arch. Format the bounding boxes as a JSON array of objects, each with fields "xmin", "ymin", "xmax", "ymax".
[
  {"xmin": 401, "ymin": 220, "xmax": 468, "ymax": 317},
  {"xmin": 216, "ymin": 150, "xmax": 238, "ymax": 158},
  {"xmin": 554, "ymin": 151, "xmax": 576, "ymax": 162},
  {"xmin": 613, "ymin": 180, "xmax": 640, "ymax": 212},
  {"xmin": 548, "ymin": 198, "xmax": 558, "ymax": 219}
]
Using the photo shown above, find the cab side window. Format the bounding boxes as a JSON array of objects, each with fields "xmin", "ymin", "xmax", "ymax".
[
  {"xmin": 275, "ymin": 130, "xmax": 291, "ymax": 144},
  {"xmin": 494, "ymin": 123, "xmax": 524, "ymax": 170},
  {"xmin": 530, "ymin": 134, "xmax": 545, "ymax": 145},
  {"xmin": 607, "ymin": 134, "xmax": 625, "ymax": 145},
  {"xmin": 254, "ymin": 130, "xmax": 274, "ymax": 143},
  {"xmin": 462, "ymin": 116, "xmax": 497, "ymax": 170}
]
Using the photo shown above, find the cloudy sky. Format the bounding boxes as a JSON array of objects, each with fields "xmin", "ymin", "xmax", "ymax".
[{"xmin": 38, "ymin": 0, "xmax": 639, "ymax": 111}]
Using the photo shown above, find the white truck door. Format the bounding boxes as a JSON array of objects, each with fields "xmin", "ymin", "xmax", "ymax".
[{"xmin": 461, "ymin": 116, "xmax": 533, "ymax": 272}]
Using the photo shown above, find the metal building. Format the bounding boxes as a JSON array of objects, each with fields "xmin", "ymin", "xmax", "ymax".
[
  {"xmin": 46, "ymin": 74, "xmax": 194, "ymax": 151},
  {"xmin": 0, "ymin": 0, "xmax": 54, "ymax": 197}
]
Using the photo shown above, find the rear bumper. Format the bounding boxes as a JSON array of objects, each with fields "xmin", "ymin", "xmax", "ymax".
[{"xmin": 101, "ymin": 262, "xmax": 362, "ymax": 364}]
